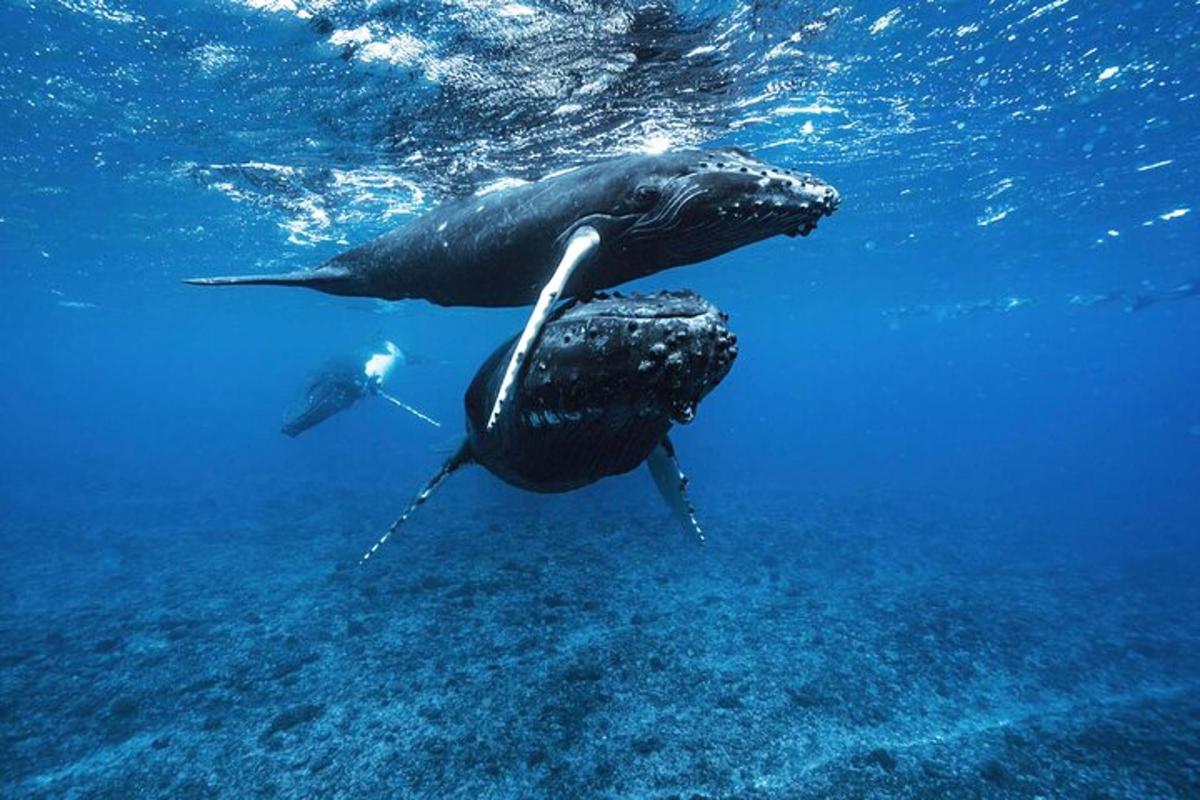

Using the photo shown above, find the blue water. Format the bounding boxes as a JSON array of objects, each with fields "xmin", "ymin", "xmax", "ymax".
[{"xmin": 2, "ymin": 1, "xmax": 1199, "ymax": 797}]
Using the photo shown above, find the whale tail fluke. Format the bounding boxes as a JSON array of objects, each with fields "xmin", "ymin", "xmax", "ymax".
[
  {"xmin": 183, "ymin": 264, "xmax": 361, "ymax": 297},
  {"xmin": 375, "ymin": 389, "xmax": 443, "ymax": 428}
]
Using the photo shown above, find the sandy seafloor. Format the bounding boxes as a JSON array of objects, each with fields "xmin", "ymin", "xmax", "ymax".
[{"xmin": 2, "ymin": 480, "xmax": 1198, "ymax": 800}]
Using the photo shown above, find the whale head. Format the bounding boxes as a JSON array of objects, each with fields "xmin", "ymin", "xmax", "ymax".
[
  {"xmin": 609, "ymin": 147, "xmax": 839, "ymax": 267},
  {"xmin": 464, "ymin": 290, "xmax": 737, "ymax": 492},
  {"xmin": 468, "ymin": 290, "xmax": 737, "ymax": 438},
  {"xmin": 535, "ymin": 290, "xmax": 738, "ymax": 426}
]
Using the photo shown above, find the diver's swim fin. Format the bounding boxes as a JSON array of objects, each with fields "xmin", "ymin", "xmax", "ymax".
[
  {"xmin": 646, "ymin": 436, "xmax": 705, "ymax": 544},
  {"xmin": 183, "ymin": 264, "xmax": 357, "ymax": 296},
  {"xmin": 360, "ymin": 441, "xmax": 473, "ymax": 564},
  {"xmin": 376, "ymin": 389, "xmax": 442, "ymax": 428}
]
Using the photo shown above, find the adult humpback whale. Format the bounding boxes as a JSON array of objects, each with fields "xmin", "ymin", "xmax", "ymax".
[
  {"xmin": 186, "ymin": 148, "xmax": 837, "ymax": 304},
  {"xmin": 187, "ymin": 147, "xmax": 835, "ymax": 431},
  {"xmin": 360, "ymin": 290, "xmax": 737, "ymax": 563}
]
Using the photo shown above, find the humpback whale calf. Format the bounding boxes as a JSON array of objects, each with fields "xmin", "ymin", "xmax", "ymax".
[
  {"xmin": 282, "ymin": 341, "xmax": 440, "ymax": 437},
  {"xmin": 360, "ymin": 290, "xmax": 737, "ymax": 563},
  {"xmin": 187, "ymin": 147, "xmax": 836, "ymax": 430}
]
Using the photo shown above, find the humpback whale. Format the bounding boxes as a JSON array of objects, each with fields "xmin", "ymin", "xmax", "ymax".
[
  {"xmin": 1124, "ymin": 279, "xmax": 1199, "ymax": 312},
  {"xmin": 360, "ymin": 290, "xmax": 737, "ymax": 562},
  {"xmin": 187, "ymin": 147, "xmax": 835, "ymax": 432},
  {"xmin": 186, "ymin": 148, "xmax": 837, "ymax": 305}
]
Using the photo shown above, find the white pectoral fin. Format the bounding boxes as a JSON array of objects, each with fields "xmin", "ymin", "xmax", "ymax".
[
  {"xmin": 485, "ymin": 225, "xmax": 601, "ymax": 431},
  {"xmin": 647, "ymin": 436, "xmax": 705, "ymax": 545},
  {"xmin": 376, "ymin": 389, "xmax": 442, "ymax": 428},
  {"xmin": 360, "ymin": 442, "xmax": 472, "ymax": 564}
]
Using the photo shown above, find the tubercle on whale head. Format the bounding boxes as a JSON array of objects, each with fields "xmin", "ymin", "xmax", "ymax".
[
  {"xmin": 572, "ymin": 290, "xmax": 738, "ymax": 424},
  {"xmin": 470, "ymin": 291, "xmax": 737, "ymax": 431},
  {"xmin": 664, "ymin": 325, "xmax": 738, "ymax": 424}
]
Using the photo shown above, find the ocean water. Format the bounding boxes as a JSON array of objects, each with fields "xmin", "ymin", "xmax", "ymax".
[{"xmin": 2, "ymin": 1, "xmax": 1199, "ymax": 798}]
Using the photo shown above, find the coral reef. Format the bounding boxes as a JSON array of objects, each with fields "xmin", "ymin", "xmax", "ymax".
[{"xmin": 2, "ymin": 484, "xmax": 1197, "ymax": 798}]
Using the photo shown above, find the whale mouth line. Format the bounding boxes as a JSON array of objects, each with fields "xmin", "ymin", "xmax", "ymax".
[
  {"xmin": 553, "ymin": 291, "xmax": 722, "ymax": 325},
  {"xmin": 577, "ymin": 309, "xmax": 710, "ymax": 322},
  {"xmin": 562, "ymin": 301, "xmax": 715, "ymax": 322}
]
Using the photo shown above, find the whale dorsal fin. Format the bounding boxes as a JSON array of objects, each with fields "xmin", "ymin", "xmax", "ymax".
[
  {"xmin": 485, "ymin": 224, "xmax": 601, "ymax": 431},
  {"xmin": 646, "ymin": 436, "xmax": 705, "ymax": 544},
  {"xmin": 360, "ymin": 440, "xmax": 472, "ymax": 564}
]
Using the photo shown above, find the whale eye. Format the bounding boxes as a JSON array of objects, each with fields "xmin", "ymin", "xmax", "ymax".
[{"xmin": 632, "ymin": 184, "xmax": 661, "ymax": 207}]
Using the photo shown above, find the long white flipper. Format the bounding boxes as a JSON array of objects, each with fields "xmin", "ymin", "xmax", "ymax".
[
  {"xmin": 360, "ymin": 443, "xmax": 472, "ymax": 564},
  {"xmin": 376, "ymin": 389, "xmax": 443, "ymax": 428},
  {"xmin": 485, "ymin": 225, "xmax": 601, "ymax": 431},
  {"xmin": 646, "ymin": 437, "xmax": 705, "ymax": 544}
]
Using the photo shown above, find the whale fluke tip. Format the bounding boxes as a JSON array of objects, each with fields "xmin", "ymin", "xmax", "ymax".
[
  {"xmin": 181, "ymin": 265, "xmax": 358, "ymax": 295},
  {"xmin": 183, "ymin": 276, "xmax": 237, "ymax": 286}
]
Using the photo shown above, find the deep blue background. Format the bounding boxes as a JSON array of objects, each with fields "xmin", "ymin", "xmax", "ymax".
[
  {"xmin": 2, "ymin": 161, "xmax": 1196, "ymax": 550},
  {"xmin": 0, "ymin": 1, "xmax": 1198, "ymax": 795},
  {"xmin": 2, "ymin": 1, "xmax": 1196, "ymax": 547}
]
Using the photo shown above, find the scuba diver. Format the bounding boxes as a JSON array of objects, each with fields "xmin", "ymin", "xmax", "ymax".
[{"xmin": 281, "ymin": 340, "xmax": 441, "ymax": 438}]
